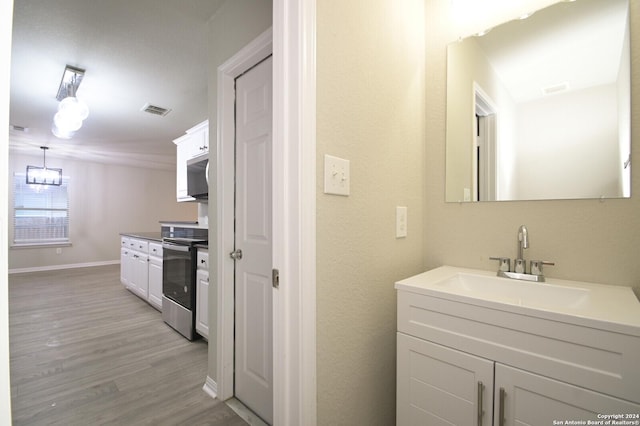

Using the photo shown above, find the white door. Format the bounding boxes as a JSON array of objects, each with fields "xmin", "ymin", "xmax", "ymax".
[{"xmin": 233, "ymin": 55, "xmax": 273, "ymax": 425}]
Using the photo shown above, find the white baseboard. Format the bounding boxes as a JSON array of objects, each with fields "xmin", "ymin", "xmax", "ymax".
[
  {"xmin": 8, "ymin": 260, "xmax": 120, "ymax": 274},
  {"xmin": 202, "ymin": 376, "xmax": 218, "ymax": 399}
]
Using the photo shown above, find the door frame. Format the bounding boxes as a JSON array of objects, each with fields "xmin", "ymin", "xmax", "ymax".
[
  {"xmin": 216, "ymin": 10, "xmax": 317, "ymax": 424},
  {"xmin": 216, "ymin": 28, "xmax": 273, "ymax": 402}
]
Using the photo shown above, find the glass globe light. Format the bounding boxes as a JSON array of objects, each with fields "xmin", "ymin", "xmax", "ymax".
[
  {"xmin": 58, "ymin": 96, "xmax": 89, "ymax": 121},
  {"xmin": 54, "ymin": 110, "xmax": 82, "ymax": 132}
]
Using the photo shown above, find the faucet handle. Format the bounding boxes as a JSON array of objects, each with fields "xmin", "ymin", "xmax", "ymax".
[
  {"xmin": 490, "ymin": 256, "xmax": 511, "ymax": 272},
  {"xmin": 530, "ymin": 260, "xmax": 555, "ymax": 276}
]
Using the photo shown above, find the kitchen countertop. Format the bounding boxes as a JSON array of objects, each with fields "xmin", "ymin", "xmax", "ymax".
[{"xmin": 120, "ymin": 232, "xmax": 163, "ymax": 242}]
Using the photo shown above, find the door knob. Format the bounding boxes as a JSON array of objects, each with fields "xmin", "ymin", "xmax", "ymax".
[{"xmin": 229, "ymin": 249, "xmax": 243, "ymax": 260}]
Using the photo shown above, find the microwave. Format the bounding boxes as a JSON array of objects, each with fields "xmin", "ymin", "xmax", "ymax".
[{"xmin": 186, "ymin": 156, "xmax": 209, "ymax": 199}]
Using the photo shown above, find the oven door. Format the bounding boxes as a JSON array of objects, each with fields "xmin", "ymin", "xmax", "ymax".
[{"xmin": 162, "ymin": 242, "xmax": 195, "ymax": 310}]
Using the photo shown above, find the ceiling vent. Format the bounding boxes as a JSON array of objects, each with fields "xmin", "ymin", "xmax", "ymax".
[
  {"xmin": 542, "ymin": 82, "xmax": 569, "ymax": 96},
  {"xmin": 10, "ymin": 124, "xmax": 29, "ymax": 133},
  {"xmin": 141, "ymin": 103, "xmax": 172, "ymax": 117}
]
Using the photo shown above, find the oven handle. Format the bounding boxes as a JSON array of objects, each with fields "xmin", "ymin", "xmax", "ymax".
[{"xmin": 162, "ymin": 242, "xmax": 191, "ymax": 252}]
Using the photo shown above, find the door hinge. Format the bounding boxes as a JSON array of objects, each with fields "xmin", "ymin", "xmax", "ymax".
[{"xmin": 272, "ymin": 268, "xmax": 279, "ymax": 289}]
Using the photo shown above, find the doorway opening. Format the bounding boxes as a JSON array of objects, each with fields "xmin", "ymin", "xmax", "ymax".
[{"xmin": 474, "ymin": 85, "xmax": 498, "ymax": 201}]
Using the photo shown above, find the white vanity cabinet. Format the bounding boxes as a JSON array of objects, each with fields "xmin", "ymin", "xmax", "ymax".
[
  {"xmin": 396, "ymin": 276, "xmax": 640, "ymax": 425},
  {"xmin": 147, "ymin": 242, "xmax": 163, "ymax": 311},
  {"xmin": 173, "ymin": 120, "xmax": 209, "ymax": 202},
  {"xmin": 195, "ymin": 248, "xmax": 209, "ymax": 339}
]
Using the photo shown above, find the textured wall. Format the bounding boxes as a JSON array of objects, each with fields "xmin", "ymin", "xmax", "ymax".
[
  {"xmin": 316, "ymin": 0, "xmax": 426, "ymax": 424},
  {"xmin": 424, "ymin": 0, "xmax": 640, "ymax": 286}
]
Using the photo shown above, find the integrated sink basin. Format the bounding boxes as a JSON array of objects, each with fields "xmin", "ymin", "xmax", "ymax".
[
  {"xmin": 396, "ymin": 265, "xmax": 640, "ymax": 332},
  {"xmin": 433, "ymin": 272, "xmax": 591, "ymax": 311}
]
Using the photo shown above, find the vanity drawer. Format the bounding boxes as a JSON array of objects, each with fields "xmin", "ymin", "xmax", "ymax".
[{"xmin": 397, "ymin": 290, "xmax": 640, "ymax": 403}]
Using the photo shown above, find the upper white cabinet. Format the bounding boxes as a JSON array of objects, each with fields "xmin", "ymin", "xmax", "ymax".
[{"xmin": 174, "ymin": 120, "xmax": 209, "ymax": 202}]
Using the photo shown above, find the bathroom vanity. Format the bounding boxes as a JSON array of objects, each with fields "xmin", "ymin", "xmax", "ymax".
[{"xmin": 395, "ymin": 266, "xmax": 640, "ymax": 425}]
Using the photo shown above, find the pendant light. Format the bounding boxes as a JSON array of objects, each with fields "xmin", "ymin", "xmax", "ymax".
[{"xmin": 26, "ymin": 146, "xmax": 62, "ymax": 186}]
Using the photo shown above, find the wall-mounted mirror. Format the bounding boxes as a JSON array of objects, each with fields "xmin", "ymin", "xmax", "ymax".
[{"xmin": 445, "ymin": 0, "xmax": 631, "ymax": 202}]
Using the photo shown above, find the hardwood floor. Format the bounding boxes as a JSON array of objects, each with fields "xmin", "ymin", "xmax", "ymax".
[{"xmin": 9, "ymin": 265, "xmax": 246, "ymax": 426}]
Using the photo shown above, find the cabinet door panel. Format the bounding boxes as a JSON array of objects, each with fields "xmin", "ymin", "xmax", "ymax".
[
  {"xmin": 148, "ymin": 257, "xmax": 163, "ymax": 311},
  {"xmin": 495, "ymin": 364, "xmax": 640, "ymax": 426},
  {"xmin": 398, "ymin": 333, "xmax": 494, "ymax": 426},
  {"xmin": 196, "ymin": 269, "xmax": 209, "ymax": 338},
  {"xmin": 120, "ymin": 248, "xmax": 129, "ymax": 287}
]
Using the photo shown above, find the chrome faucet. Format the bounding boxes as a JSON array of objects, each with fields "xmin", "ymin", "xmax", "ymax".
[
  {"xmin": 515, "ymin": 225, "xmax": 529, "ymax": 273},
  {"xmin": 491, "ymin": 225, "xmax": 554, "ymax": 282},
  {"xmin": 517, "ymin": 225, "xmax": 529, "ymax": 261}
]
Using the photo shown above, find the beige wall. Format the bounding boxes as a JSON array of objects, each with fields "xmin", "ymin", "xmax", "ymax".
[
  {"xmin": 425, "ymin": 0, "xmax": 640, "ymax": 286},
  {"xmin": 7, "ymin": 153, "xmax": 196, "ymax": 271},
  {"xmin": 316, "ymin": 0, "xmax": 426, "ymax": 424},
  {"xmin": 205, "ymin": 0, "xmax": 272, "ymax": 382}
]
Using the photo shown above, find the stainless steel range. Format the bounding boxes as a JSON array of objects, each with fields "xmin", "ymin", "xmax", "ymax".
[{"xmin": 161, "ymin": 231, "xmax": 207, "ymax": 340}]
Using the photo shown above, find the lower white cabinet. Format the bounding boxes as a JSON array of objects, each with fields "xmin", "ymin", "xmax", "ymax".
[
  {"xmin": 396, "ymin": 288, "xmax": 640, "ymax": 425},
  {"xmin": 397, "ymin": 333, "xmax": 640, "ymax": 425},
  {"xmin": 496, "ymin": 363, "xmax": 640, "ymax": 425},
  {"xmin": 397, "ymin": 333, "xmax": 493, "ymax": 425},
  {"xmin": 195, "ymin": 248, "xmax": 209, "ymax": 339},
  {"xmin": 120, "ymin": 236, "xmax": 162, "ymax": 311},
  {"xmin": 147, "ymin": 242, "xmax": 163, "ymax": 311},
  {"xmin": 130, "ymin": 250, "xmax": 148, "ymax": 299}
]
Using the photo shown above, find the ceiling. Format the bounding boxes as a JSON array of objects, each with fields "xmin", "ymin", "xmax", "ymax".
[
  {"xmin": 9, "ymin": 0, "xmax": 224, "ymax": 170},
  {"xmin": 474, "ymin": 0, "xmax": 629, "ymax": 104}
]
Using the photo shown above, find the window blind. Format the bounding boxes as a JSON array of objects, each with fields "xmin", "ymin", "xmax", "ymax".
[{"xmin": 13, "ymin": 173, "xmax": 70, "ymax": 245}]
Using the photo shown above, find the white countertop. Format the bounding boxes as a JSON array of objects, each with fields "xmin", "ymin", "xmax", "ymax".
[{"xmin": 396, "ymin": 266, "xmax": 640, "ymax": 336}]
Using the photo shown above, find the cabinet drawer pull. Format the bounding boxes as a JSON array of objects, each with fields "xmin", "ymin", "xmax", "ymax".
[
  {"xmin": 477, "ymin": 381, "xmax": 484, "ymax": 426},
  {"xmin": 499, "ymin": 387, "xmax": 506, "ymax": 426}
]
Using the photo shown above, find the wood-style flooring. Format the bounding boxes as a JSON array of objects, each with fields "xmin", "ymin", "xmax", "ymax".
[{"xmin": 9, "ymin": 264, "xmax": 246, "ymax": 426}]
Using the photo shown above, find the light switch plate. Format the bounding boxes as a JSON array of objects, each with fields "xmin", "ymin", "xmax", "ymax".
[
  {"xmin": 396, "ymin": 206, "xmax": 407, "ymax": 238},
  {"xmin": 324, "ymin": 154, "xmax": 350, "ymax": 196}
]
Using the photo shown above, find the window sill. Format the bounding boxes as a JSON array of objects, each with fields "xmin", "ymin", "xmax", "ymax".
[{"xmin": 11, "ymin": 242, "xmax": 73, "ymax": 249}]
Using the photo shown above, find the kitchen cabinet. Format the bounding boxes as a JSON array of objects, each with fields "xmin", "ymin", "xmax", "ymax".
[
  {"xmin": 127, "ymin": 239, "xmax": 148, "ymax": 299},
  {"xmin": 120, "ymin": 236, "xmax": 163, "ymax": 310},
  {"xmin": 396, "ymin": 287, "xmax": 640, "ymax": 425},
  {"xmin": 147, "ymin": 242, "xmax": 163, "ymax": 311},
  {"xmin": 120, "ymin": 237, "xmax": 131, "ymax": 287},
  {"xmin": 195, "ymin": 248, "xmax": 209, "ymax": 339},
  {"xmin": 173, "ymin": 120, "xmax": 209, "ymax": 202}
]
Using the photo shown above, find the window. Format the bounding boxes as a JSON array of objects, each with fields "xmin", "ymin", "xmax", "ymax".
[{"xmin": 13, "ymin": 173, "xmax": 70, "ymax": 246}]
